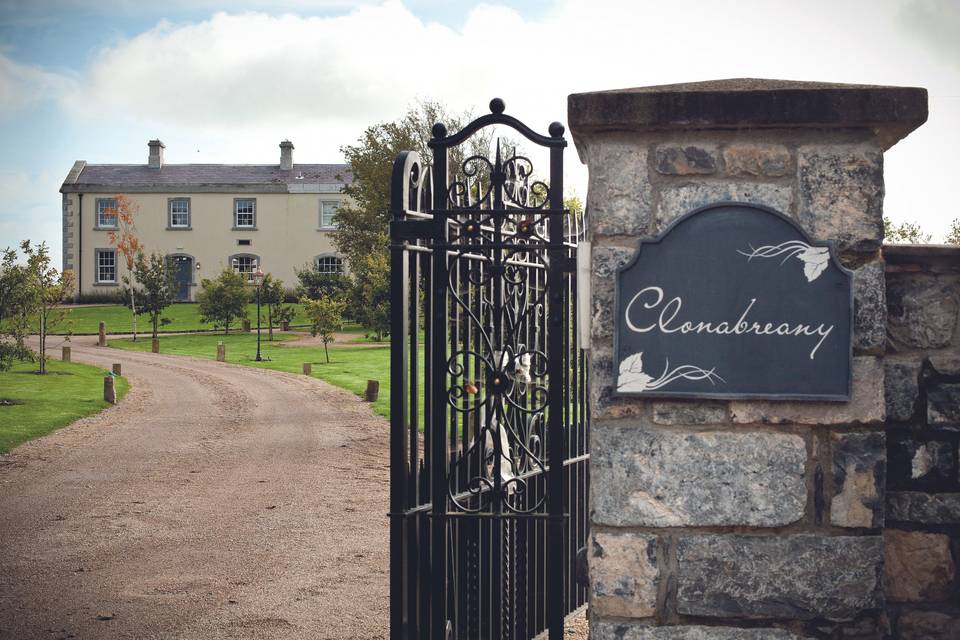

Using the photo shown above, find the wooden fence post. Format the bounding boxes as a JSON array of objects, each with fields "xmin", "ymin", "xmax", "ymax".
[
  {"xmin": 302, "ymin": 362, "xmax": 312, "ymax": 375},
  {"xmin": 62, "ymin": 346, "xmax": 71, "ymax": 362},
  {"xmin": 217, "ymin": 341, "xmax": 226, "ymax": 362},
  {"xmin": 98, "ymin": 322, "xmax": 106, "ymax": 347},
  {"xmin": 103, "ymin": 376, "xmax": 116, "ymax": 404},
  {"xmin": 112, "ymin": 363, "xmax": 121, "ymax": 376},
  {"xmin": 365, "ymin": 379, "xmax": 380, "ymax": 402},
  {"xmin": 152, "ymin": 338, "xmax": 160, "ymax": 353}
]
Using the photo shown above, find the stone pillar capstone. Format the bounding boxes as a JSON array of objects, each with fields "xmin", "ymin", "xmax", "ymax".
[{"xmin": 568, "ymin": 79, "xmax": 927, "ymax": 637}]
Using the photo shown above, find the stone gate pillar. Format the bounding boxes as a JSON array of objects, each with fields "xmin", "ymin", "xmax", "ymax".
[{"xmin": 568, "ymin": 80, "xmax": 927, "ymax": 637}]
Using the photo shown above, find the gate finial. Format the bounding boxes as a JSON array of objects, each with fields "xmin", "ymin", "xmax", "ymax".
[{"xmin": 490, "ymin": 97, "xmax": 505, "ymax": 114}]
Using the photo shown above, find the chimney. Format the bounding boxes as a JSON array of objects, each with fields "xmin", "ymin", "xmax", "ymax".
[
  {"xmin": 148, "ymin": 139, "xmax": 165, "ymax": 169},
  {"xmin": 280, "ymin": 139, "xmax": 294, "ymax": 170}
]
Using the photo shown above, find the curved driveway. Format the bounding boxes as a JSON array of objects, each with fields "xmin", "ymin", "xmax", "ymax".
[{"xmin": 0, "ymin": 336, "xmax": 388, "ymax": 639}]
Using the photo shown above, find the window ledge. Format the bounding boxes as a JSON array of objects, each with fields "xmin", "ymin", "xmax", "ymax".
[
  {"xmin": 232, "ymin": 226, "xmax": 258, "ymax": 231},
  {"xmin": 317, "ymin": 227, "xmax": 337, "ymax": 231},
  {"xmin": 166, "ymin": 226, "xmax": 193, "ymax": 231},
  {"xmin": 92, "ymin": 282, "xmax": 119, "ymax": 287},
  {"xmin": 93, "ymin": 226, "xmax": 118, "ymax": 231}
]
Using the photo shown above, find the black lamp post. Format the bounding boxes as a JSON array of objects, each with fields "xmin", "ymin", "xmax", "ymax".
[{"xmin": 252, "ymin": 263, "xmax": 264, "ymax": 362}]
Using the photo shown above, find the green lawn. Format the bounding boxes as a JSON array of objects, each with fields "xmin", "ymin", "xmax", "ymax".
[
  {"xmin": 32, "ymin": 303, "xmax": 314, "ymax": 335},
  {"xmin": 110, "ymin": 333, "xmax": 395, "ymax": 418},
  {"xmin": 0, "ymin": 359, "xmax": 129, "ymax": 453}
]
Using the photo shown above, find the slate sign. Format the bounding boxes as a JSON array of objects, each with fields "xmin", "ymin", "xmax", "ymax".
[{"xmin": 615, "ymin": 203, "xmax": 852, "ymax": 400}]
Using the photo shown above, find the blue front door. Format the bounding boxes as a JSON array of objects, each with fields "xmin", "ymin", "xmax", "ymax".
[{"xmin": 172, "ymin": 256, "xmax": 192, "ymax": 301}]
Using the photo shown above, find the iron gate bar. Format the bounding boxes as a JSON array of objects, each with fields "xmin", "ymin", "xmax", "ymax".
[{"xmin": 389, "ymin": 98, "xmax": 587, "ymax": 640}]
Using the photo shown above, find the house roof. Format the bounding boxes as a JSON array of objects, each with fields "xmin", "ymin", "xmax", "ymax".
[{"xmin": 60, "ymin": 162, "xmax": 352, "ymax": 194}]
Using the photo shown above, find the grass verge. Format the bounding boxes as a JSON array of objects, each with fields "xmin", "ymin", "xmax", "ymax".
[
  {"xmin": 110, "ymin": 333, "xmax": 394, "ymax": 418},
  {"xmin": 0, "ymin": 359, "xmax": 129, "ymax": 453}
]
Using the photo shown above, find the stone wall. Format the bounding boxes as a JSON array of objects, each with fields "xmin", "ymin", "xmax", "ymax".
[
  {"xmin": 568, "ymin": 80, "xmax": 933, "ymax": 639},
  {"xmin": 881, "ymin": 245, "xmax": 960, "ymax": 639}
]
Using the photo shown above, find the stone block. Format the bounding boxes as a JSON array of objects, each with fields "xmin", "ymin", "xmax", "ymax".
[
  {"xmin": 675, "ymin": 534, "xmax": 882, "ymax": 621},
  {"xmin": 883, "ymin": 529, "xmax": 956, "ymax": 602},
  {"xmin": 655, "ymin": 143, "xmax": 719, "ymax": 175},
  {"xmin": 852, "ymin": 259, "xmax": 885, "ymax": 353},
  {"xmin": 723, "ymin": 143, "xmax": 793, "ymax": 177},
  {"xmin": 591, "ymin": 245, "xmax": 634, "ymax": 340},
  {"xmin": 587, "ymin": 141, "xmax": 653, "ymax": 237},
  {"xmin": 592, "ymin": 425, "xmax": 806, "ymax": 527},
  {"xmin": 591, "ymin": 622, "xmax": 806, "ymax": 640},
  {"xmin": 731, "ymin": 356, "xmax": 884, "ymax": 425},
  {"xmin": 884, "ymin": 358, "xmax": 922, "ymax": 423},
  {"xmin": 590, "ymin": 531, "xmax": 658, "ymax": 618},
  {"xmin": 904, "ymin": 440, "xmax": 954, "ymax": 482},
  {"xmin": 887, "ymin": 492, "xmax": 960, "ymax": 524},
  {"xmin": 897, "ymin": 611, "xmax": 960, "ymax": 640},
  {"xmin": 929, "ymin": 384, "xmax": 960, "ymax": 424},
  {"xmin": 886, "ymin": 274, "xmax": 959, "ymax": 351},
  {"xmin": 831, "ymin": 431, "xmax": 885, "ymax": 528},
  {"xmin": 657, "ymin": 182, "xmax": 792, "ymax": 230},
  {"xmin": 930, "ymin": 354, "xmax": 960, "ymax": 376},
  {"xmin": 797, "ymin": 144, "xmax": 884, "ymax": 253},
  {"xmin": 651, "ymin": 400, "xmax": 728, "ymax": 425}
]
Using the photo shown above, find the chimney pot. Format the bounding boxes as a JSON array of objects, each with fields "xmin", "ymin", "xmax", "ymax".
[
  {"xmin": 148, "ymin": 139, "xmax": 165, "ymax": 169},
  {"xmin": 280, "ymin": 139, "xmax": 294, "ymax": 170}
]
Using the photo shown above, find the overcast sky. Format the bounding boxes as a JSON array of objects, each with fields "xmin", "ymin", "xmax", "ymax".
[{"xmin": 1, "ymin": 0, "xmax": 958, "ymax": 266}]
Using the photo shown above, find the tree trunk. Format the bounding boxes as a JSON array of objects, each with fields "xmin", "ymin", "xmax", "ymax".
[
  {"xmin": 39, "ymin": 310, "xmax": 46, "ymax": 374},
  {"xmin": 131, "ymin": 290, "xmax": 138, "ymax": 342},
  {"xmin": 324, "ymin": 341, "xmax": 330, "ymax": 364},
  {"xmin": 268, "ymin": 306, "xmax": 273, "ymax": 341}
]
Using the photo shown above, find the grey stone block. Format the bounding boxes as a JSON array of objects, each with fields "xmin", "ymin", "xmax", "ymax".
[
  {"xmin": 590, "ymin": 531, "xmax": 658, "ymax": 618},
  {"xmin": 591, "ymin": 622, "xmax": 807, "ymax": 640},
  {"xmin": 797, "ymin": 144, "xmax": 884, "ymax": 253},
  {"xmin": 655, "ymin": 143, "xmax": 719, "ymax": 175},
  {"xmin": 651, "ymin": 400, "xmax": 728, "ymax": 425},
  {"xmin": 928, "ymin": 384, "xmax": 960, "ymax": 424},
  {"xmin": 675, "ymin": 534, "xmax": 883, "ymax": 621},
  {"xmin": 592, "ymin": 425, "xmax": 806, "ymax": 527},
  {"xmin": 898, "ymin": 611, "xmax": 960, "ymax": 640},
  {"xmin": 886, "ymin": 274, "xmax": 959, "ymax": 351},
  {"xmin": 657, "ymin": 182, "xmax": 792, "ymax": 231},
  {"xmin": 884, "ymin": 358, "xmax": 922, "ymax": 423},
  {"xmin": 887, "ymin": 491, "xmax": 960, "ymax": 524},
  {"xmin": 591, "ymin": 245, "xmax": 634, "ymax": 340},
  {"xmin": 852, "ymin": 259, "xmax": 885, "ymax": 353},
  {"xmin": 723, "ymin": 143, "xmax": 793, "ymax": 177},
  {"xmin": 586, "ymin": 141, "xmax": 653, "ymax": 237},
  {"xmin": 831, "ymin": 431, "xmax": 885, "ymax": 528},
  {"xmin": 902, "ymin": 440, "xmax": 954, "ymax": 481},
  {"xmin": 731, "ymin": 356, "xmax": 884, "ymax": 425}
]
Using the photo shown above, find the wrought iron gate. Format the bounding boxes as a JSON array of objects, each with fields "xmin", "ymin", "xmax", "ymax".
[{"xmin": 389, "ymin": 99, "xmax": 589, "ymax": 640}]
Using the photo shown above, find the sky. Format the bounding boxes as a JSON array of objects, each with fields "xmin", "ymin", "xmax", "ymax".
[{"xmin": 1, "ymin": 0, "xmax": 958, "ymax": 267}]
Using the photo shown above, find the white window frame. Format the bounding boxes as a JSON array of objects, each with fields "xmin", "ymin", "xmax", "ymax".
[
  {"xmin": 230, "ymin": 254, "xmax": 260, "ymax": 281},
  {"xmin": 314, "ymin": 255, "xmax": 345, "ymax": 274},
  {"xmin": 234, "ymin": 198, "xmax": 256, "ymax": 229},
  {"xmin": 168, "ymin": 198, "xmax": 191, "ymax": 228},
  {"xmin": 96, "ymin": 198, "xmax": 118, "ymax": 229},
  {"xmin": 95, "ymin": 248, "xmax": 117, "ymax": 283},
  {"xmin": 319, "ymin": 200, "xmax": 339, "ymax": 229}
]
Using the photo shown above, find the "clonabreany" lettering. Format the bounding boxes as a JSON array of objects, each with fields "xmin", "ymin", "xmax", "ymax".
[{"xmin": 624, "ymin": 286, "xmax": 835, "ymax": 360}]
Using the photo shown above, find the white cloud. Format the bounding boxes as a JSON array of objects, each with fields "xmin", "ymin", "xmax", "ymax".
[
  {"xmin": 7, "ymin": 0, "xmax": 960, "ymax": 240},
  {"xmin": 0, "ymin": 54, "xmax": 74, "ymax": 114}
]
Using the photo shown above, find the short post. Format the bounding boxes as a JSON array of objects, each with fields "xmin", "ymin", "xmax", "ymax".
[
  {"xmin": 217, "ymin": 341, "xmax": 226, "ymax": 362},
  {"xmin": 112, "ymin": 363, "xmax": 121, "ymax": 376},
  {"xmin": 151, "ymin": 338, "xmax": 160, "ymax": 353},
  {"xmin": 62, "ymin": 346, "xmax": 71, "ymax": 362},
  {"xmin": 281, "ymin": 320, "xmax": 290, "ymax": 332},
  {"xmin": 98, "ymin": 321, "xmax": 106, "ymax": 347},
  {"xmin": 103, "ymin": 376, "xmax": 116, "ymax": 404},
  {"xmin": 302, "ymin": 362, "xmax": 312, "ymax": 375},
  {"xmin": 365, "ymin": 379, "xmax": 380, "ymax": 402},
  {"xmin": 242, "ymin": 319, "xmax": 252, "ymax": 333}
]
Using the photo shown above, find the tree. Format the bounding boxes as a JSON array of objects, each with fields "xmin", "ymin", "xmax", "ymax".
[
  {"xmin": 259, "ymin": 273, "xmax": 286, "ymax": 341},
  {"xmin": 0, "ymin": 247, "xmax": 33, "ymax": 370},
  {"xmin": 295, "ymin": 265, "xmax": 352, "ymax": 302},
  {"xmin": 121, "ymin": 252, "xmax": 176, "ymax": 339},
  {"xmin": 947, "ymin": 218, "xmax": 960, "ymax": 245},
  {"xmin": 301, "ymin": 295, "xmax": 346, "ymax": 364},
  {"xmin": 197, "ymin": 267, "xmax": 249, "ymax": 334},
  {"xmin": 20, "ymin": 241, "xmax": 74, "ymax": 374},
  {"xmin": 884, "ymin": 217, "xmax": 931, "ymax": 244},
  {"xmin": 107, "ymin": 195, "xmax": 145, "ymax": 340},
  {"xmin": 350, "ymin": 251, "xmax": 390, "ymax": 341}
]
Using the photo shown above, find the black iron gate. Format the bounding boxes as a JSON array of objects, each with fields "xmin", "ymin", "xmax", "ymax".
[{"xmin": 389, "ymin": 99, "xmax": 589, "ymax": 640}]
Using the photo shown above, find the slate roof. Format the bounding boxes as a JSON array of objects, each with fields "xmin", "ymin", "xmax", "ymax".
[{"xmin": 60, "ymin": 163, "xmax": 352, "ymax": 193}]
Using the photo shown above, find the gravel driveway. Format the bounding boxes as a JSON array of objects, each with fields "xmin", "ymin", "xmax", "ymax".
[{"xmin": 0, "ymin": 336, "xmax": 389, "ymax": 639}]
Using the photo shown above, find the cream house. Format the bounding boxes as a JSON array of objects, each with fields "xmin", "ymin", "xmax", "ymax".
[{"xmin": 60, "ymin": 139, "xmax": 351, "ymax": 301}]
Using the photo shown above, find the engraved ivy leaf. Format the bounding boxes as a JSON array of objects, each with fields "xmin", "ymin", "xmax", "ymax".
[
  {"xmin": 618, "ymin": 351, "xmax": 652, "ymax": 391},
  {"xmin": 796, "ymin": 246, "xmax": 829, "ymax": 282}
]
